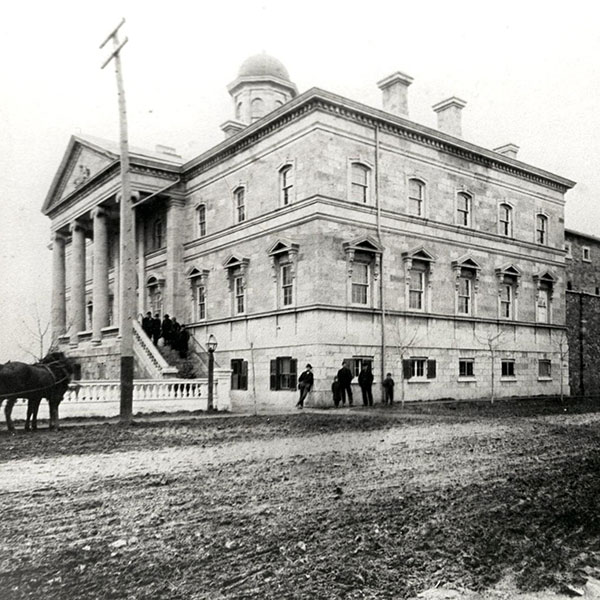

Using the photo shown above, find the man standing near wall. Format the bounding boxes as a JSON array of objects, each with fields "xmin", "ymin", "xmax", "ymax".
[{"xmin": 337, "ymin": 361, "xmax": 354, "ymax": 407}]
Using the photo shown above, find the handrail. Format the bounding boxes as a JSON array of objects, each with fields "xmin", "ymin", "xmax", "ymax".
[{"xmin": 132, "ymin": 320, "xmax": 178, "ymax": 377}]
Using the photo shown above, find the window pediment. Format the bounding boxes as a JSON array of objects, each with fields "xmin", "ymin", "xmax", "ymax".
[
  {"xmin": 187, "ymin": 267, "xmax": 210, "ymax": 281},
  {"xmin": 495, "ymin": 263, "xmax": 522, "ymax": 278},
  {"xmin": 223, "ymin": 255, "xmax": 249, "ymax": 270},
  {"xmin": 268, "ymin": 239, "xmax": 299, "ymax": 257},
  {"xmin": 343, "ymin": 237, "xmax": 383, "ymax": 255},
  {"xmin": 452, "ymin": 254, "xmax": 482, "ymax": 271},
  {"xmin": 146, "ymin": 274, "xmax": 165, "ymax": 288},
  {"xmin": 402, "ymin": 246, "xmax": 437, "ymax": 263},
  {"xmin": 533, "ymin": 270, "xmax": 557, "ymax": 284}
]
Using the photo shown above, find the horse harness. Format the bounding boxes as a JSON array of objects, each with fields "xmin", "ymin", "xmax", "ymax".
[{"xmin": 0, "ymin": 359, "xmax": 72, "ymax": 400}]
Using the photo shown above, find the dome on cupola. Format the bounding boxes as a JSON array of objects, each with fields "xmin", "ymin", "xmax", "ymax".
[
  {"xmin": 223, "ymin": 53, "xmax": 298, "ymax": 132},
  {"xmin": 238, "ymin": 53, "xmax": 291, "ymax": 82}
]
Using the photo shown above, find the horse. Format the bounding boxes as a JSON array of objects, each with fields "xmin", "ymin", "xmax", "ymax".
[{"xmin": 0, "ymin": 351, "xmax": 75, "ymax": 432}]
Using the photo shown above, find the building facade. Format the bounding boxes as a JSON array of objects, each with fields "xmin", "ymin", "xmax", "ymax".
[{"xmin": 43, "ymin": 54, "xmax": 575, "ymax": 408}]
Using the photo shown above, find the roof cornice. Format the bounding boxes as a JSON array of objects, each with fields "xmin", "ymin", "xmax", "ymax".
[{"xmin": 182, "ymin": 87, "xmax": 576, "ymax": 193}]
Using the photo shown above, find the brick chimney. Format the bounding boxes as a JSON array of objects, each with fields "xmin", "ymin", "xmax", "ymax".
[
  {"xmin": 432, "ymin": 97, "xmax": 467, "ymax": 137},
  {"xmin": 493, "ymin": 143, "xmax": 520, "ymax": 159},
  {"xmin": 377, "ymin": 71, "xmax": 413, "ymax": 118}
]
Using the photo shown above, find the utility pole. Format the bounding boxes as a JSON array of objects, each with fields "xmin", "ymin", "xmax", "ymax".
[{"xmin": 100, "ymin": 19, "xmax": 135, "ymax": 422}]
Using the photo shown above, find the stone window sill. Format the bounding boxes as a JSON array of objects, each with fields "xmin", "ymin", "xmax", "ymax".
[
  {"xmin": 458, "ymin": 377, "xmax": 477, "ymax": 383},
  {"xmin": 500, "ymin": 377, "xmax": 517, "ymax": 382},
  {"xmin": 537, "ymin": 376, "xmax": 552, "ymax": 381},
  {"xmin": 407, "ymin": 379, "xmax": 431, "ymax": 384}
]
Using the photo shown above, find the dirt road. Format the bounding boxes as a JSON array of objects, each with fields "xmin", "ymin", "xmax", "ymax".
[{"xmin": 1, "ymin": 403, "xmax": 599, "ymax": 599}]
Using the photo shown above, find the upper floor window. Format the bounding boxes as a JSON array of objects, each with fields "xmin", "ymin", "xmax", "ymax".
[
  {"xmin": 536, "ymin": 214, "xmax": 548, "ymax": 245},
  {"xmin": 409, "ymin": 265, "xmax": 426, "ymax": 310},
  {"xmin": 565, "ymin": 242, "xmax": 572, "ymax": 258},
  {"xmin": 457, "ymin": 192, "xmax": 472, "ymax": 227},
  {"xmin": 408, "ymin": 179, "xmax": 425, "ymax": 217},
  {"xmin": 234, "ymin": 275, "xmax": 245, "ymax": 314},
  {"xmin": 403, "ymin": 248, "xmax": 436, "ymax": 313},
  {"xmin": 496, "ymin": 265, "xmax": 521, "ymax": 320},
  {"xmin": 280, "ymin": 165, "xmax": 294, "ymax": 206},
  {"xmin": 234, "ymin": 187, "xmax": 246, "ymax": 223},
  {"xmin": 452, "ymin": 256, "xmax": 481, "ymax": 317},
  {"xmin": 269, "ymin": 241, "xmax": 299, "ymax": 309},
  {"xmin": 152, "ymin": 219, "xmax": 164, "ymax": 250},
  {"xmin": 188, "ymin": 268, "xmax": 208, "ymax": 322},
  {"xmin": 280, "ymin": 263, "xmax": 294, "ymax": 306},
  {"xmin": 499, "ymin": 203, "xmax": 513, "ymax": 237},
  {"xmin": 583, "ymin": 246, "xmax": 591, "ymax": 262},
  {"xmin": 350, "ymin": 163, "xmax": 370, "ymax": 203},
  {"xmin": 534, "ymin": 272, "xmax": 556, "ymax": 324},
  {"xmin": 344, "ymin": 238, "xmax": 383, "ymax": 308},
  {"xmin": 197, "ymin": 204, "xmax": 207, "ymax": 238},
  {"xmin": 352, "ymin": 262, "xmax": 370, "ymax": 305}
]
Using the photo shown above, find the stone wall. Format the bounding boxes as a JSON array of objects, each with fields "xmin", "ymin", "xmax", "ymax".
[{"xmin": 566, "ymin": 291, "xmax": 600, "ymax": 397}]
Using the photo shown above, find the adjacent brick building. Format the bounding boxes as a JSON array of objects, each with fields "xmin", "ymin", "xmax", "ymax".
[
  {"xmin": 43, "ymin": 54, "xmax": 576, "ymax": 408},
  {"xmin": 565, "ymin": 229, "xmax": 600, "ymax": 396}
]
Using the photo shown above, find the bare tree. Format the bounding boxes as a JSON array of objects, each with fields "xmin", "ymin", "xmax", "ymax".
[
  {"xmin": 392, "ymin": 319, "xmax": 421, "ymax": 408},
  {"xmin": 475, "ymin": 327, "xmax": 505, "ymax": 404},
  {"xmin": 14, "ymin": 304, "xmax": 52, "ymax": 361}
]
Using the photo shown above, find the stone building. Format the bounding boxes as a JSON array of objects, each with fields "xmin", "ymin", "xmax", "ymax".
[
  {"xmin": 43, "ymin": 54, "xmax": 576, "ymax": 408},
  {"xmin": 564, "ymin": 229, "xmax": 600, "ymax": 397}
]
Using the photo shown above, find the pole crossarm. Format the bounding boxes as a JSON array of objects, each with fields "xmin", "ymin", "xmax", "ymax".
[
  {"xmin": 99, "ymin": 17, "xmax": 126, "ymax": 49},
  {"xmin": 101, "ymin": 38, "xmax": 129, "ymax": 70}
]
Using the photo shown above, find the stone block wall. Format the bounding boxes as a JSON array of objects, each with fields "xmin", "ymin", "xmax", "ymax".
[{"xmin": 566, "ymin": 291, "xmax": 600, "ymax": 397}]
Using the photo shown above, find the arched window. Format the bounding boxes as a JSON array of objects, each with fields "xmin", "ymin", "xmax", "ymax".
[
  {"xmin": 536, "ymin": 214, "xmax": 548, "ymax": 245},
  {"xmin": 235, "ymin": 101, "xmax": 243, "ymax": 120},
  {"xmin": 250, "ymin": 98, "xmax": 265, "ymax": 122},
  {"xmin": 457, "ymin": 192, "xmax": 472, "ymax": 227},
  {"xmin": 499, "ymin": 203, "xmax": 513, "ymax": 237},
  {"xmin": 408, "ymin": 179, "xmax": 425, "ymax": 216},
  {"xmin": 350, "ymin": 163, "xmax": 370, "ymax": 203},
  {"xmin": 234, "ymin": 187, "xmax": 246, "ymax": 223},
  {"xmin": 146, "ymin": 276, "xmax": 164, "ymax": 316},
  {"xmin": 196, "ymin": 204, "xmax": 207, "ymax": 237},
  {"xmin": 280, "ymin": 165, "xmax": 294, "ymax": 206},
  {"xmin": 152, "ymin": 219, "xmax": 164, "ymax": 250}
]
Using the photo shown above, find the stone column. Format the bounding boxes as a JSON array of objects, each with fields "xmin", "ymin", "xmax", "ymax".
[
  {"xmin": 165, "ymin": 197, "xmax": 185, "ymax": 317},
  {"xmin": 69, "ymin": 222, "xmax": 87, "ymax": 346},
  {"xmin": 136, "ymin": 211, "xmax": 146, "ymax": 317},
  {"xmin": 91, "ymin": 207, "xmax": 109, "ymax": 344},
  {"xmin": 51, "ymin": 232, "xmax": 67, "ymax": 341}
]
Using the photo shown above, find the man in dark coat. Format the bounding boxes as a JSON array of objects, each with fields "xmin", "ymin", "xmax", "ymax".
[
  {"xmin": 358, "ymin": 364, "xmax": 374, "ymax": 406},
  {"xmin": 331, "ymin": 376, "xmax": 341, "ymax": 408},
  {"xmin": 178, "ymin": 326, "xmax": 190, "ymax": 359},
  {"xmin": 142, "ymin": 312, "xmax": 153, "ymax": 338},
  {"xmin": 337, "ymin": 361, "xmax": 353, "ymax": 406},
  {"xmin": 161, "ymin": 314, "xmax": 173, "ymax": 347},
  {"xmin": 296, "ymin": 364, "xmax": 314, "ymax": 408},
  {"xmin": 152, "ymin": 313, "xmax": 162, "ymax": 346}
]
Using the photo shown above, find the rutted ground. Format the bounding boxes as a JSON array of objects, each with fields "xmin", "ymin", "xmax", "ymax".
[{"xmin": 0, "ymin": 402, "xmax": 599, "ymax": 599}]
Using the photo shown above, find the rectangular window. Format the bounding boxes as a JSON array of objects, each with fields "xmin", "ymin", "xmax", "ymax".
[
  {"xmin": 501, "ymin": 359, "xmax": 515, "ymax": 378},
  {"xmin": 351, "ymin": 164, "xmax": 369, "ymax": 203},
  {"xmin": 538, "ymin": 359, "xmax": 551, "ymax": 379},
  {"xmin": 281, "ymin": 263, "xmax": 293, "ymax": 306},
  {"xmin": 459, "ymin": 358, "xmax": 474, "ymax": 378},
  {"xmin": 565, "ymin": 242, "xmax": 572, "ymax": 258},
  {"xmin": 458, "ymin": 274, "xmax": 471, "ymax": 315},
  {"xmin": 195, "ymin": 285, "xmax": 206, "ymax": 321},
  {"xmin": 344, "ymin": 356, "xmax": 374, "ymax": 379},
  {"xmin": 499, "ymin": 204, "xmax": 512, "ymax": 237},
  {"xmin": 281, "ymin": 166, "xmax": 294, "ymax": 206},
  {"xmin": 537, "ymin": 288, "xmax": 549, "ymax": 323},
  {"xmin": 500, "ymin": 284, "xmax": 512, "ymax": 319},
  {"xmin": 231, "ymin": 359, "xmax": 248, "ymax": 390},
  {"xmin": 197, "ymin": 205, "xmax": 206, "ymax": 237},
  {"xmin": 270, "ymin": 357, "xmax": 298, "ymax": 390},
  {"xmin": 457, "ymin": 194, "xmax": 471, "ymax": 226},
  {"xmin": 352, "ymin": 262, "xmax": 369, "ymax": 304},
  {"xmin": 403, "ymin": 358, "xmax": 436, "ymax": 380},
  {"xmin": 234, "ymin": 276, "xmax": 245, "ymax": 314},
  {"xmin": 583, "ymin": 246, "xmax": 591, "ymax": 262},
  {"xmin": 536, "ymin": 215, "xmax": 547, "ymax": 245},
  {"xmin": 408, "ymin": 179, "xmax": 424, "ymax": 216},
  {"xmin": 409, "ymin": 270, "xmax": 424, "ymax": 310},
  {"xmin": 235, "ymin": 188, "xmax": 246, "ymax": 223}
]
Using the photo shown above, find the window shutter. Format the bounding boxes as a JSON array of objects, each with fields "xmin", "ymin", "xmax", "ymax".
[
  {"xmin": 241, "ymin": 360, "xmax": 248, "ymax": 390},
  {"xmin": 290, "ymin": 359, "xmax": 298, "ymax": 389},
  {"xmin": 402, "ymin": 359, "xmax": 412, "ymax": 380},
  {"xmin": 270, "ymin": 359, "xmax": 278, "ymax": 390},
  {"xmin": 427, "ymin": 359, "xmax": 437, "ymax": 379}
]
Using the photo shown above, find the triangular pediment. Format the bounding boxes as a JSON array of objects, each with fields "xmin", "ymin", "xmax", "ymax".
[
  {"xmin": 534, "ymin": 270, "xmax": 557, "ymax": 283},
  {"xmin": 223, "ymin": 255, "xmax": 249, "ymax": 269},
  {"xmin": 402, "ymin": 246, "xmax": 437, "ymax": 262},
  {"xmin": 343, "ymin": 236, "xmax": 384, "ymax": 254},
  {"xmin": 42, "ymin": 135, "xmax": 119, "ymax": 215},
  {"xmin": 496, "ymin": 263, "xmax": 522, "ymax": 277},
  {"xmin": 268, "ymin": 239, "xmax": 299, "ymax": 256},
  {"xmin": 452, "ymin": 254, "xmax": 482, "ymax": 271}
]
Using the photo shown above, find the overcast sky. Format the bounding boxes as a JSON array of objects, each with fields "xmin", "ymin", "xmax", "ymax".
[{"xmin": 1, "ymin": 0, "xmax": 599, "ymax": 362}]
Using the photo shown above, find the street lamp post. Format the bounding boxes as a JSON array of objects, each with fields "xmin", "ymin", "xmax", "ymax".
[{"xmin": 207, "ymin": 334, "xmax": 217, "ymax": 411}]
